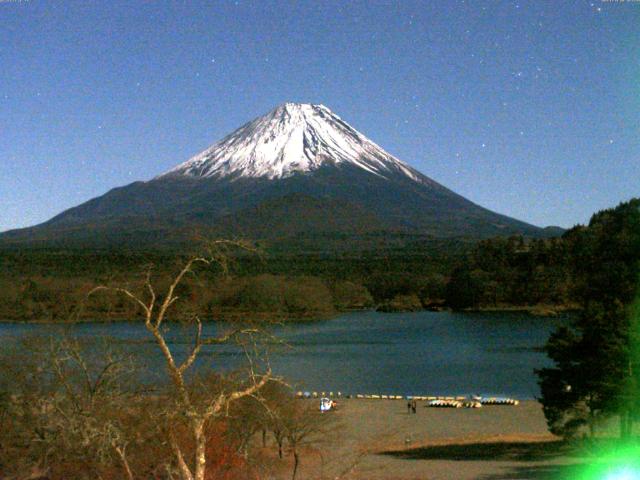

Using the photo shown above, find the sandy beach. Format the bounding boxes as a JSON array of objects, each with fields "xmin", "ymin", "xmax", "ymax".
[{"xmin": 289, "ymin": 399, "xmax": 582, "ymax": 480}]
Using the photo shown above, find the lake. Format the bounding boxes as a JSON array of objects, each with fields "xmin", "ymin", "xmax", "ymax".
[{"xmin": 0, "ymin": 310, "xmax": 563, "ymax": 399}]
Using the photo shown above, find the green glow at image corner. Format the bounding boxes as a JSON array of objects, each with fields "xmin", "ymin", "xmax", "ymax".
[
  {"xmin": 575, "ymin": 444, "xmax": 640, "ymax": 480},
  {"xmin": 605, "ymin": 469, "xmax": 640, "ymax": 480},
  {"xmin": 577, "ymin": 291, "xmax": 640, "ymax": 480}
]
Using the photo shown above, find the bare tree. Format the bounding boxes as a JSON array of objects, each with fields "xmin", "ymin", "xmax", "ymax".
[
  {"xmin": 89, "ymin": 240, "xmax": 272, "ymax": 480},
  {"xmin": 284, "ymin": 401, "xmax": 329, "ymax": 480},
  {"xmin": 251, "ymin": 382, "xmax": 332, "ymax": 480},
  {"xmin": 256, "ymin": 381, "xmax": 294, "ymax": 459},
  {"xmin": 0, "ymin": 335, "xmax": 143, "ymax": 480}
]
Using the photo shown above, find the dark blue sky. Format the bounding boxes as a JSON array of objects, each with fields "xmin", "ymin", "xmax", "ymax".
[{"xmin": 1, "ymin": 0, "xmax": 638, "ymax": 232}]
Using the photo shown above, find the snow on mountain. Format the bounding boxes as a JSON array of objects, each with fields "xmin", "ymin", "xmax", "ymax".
[{"xmin": 161, "ymin": 103, "xmax": 421, "ymax": 182}]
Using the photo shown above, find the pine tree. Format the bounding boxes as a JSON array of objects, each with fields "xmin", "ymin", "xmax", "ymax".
[{"xmin": 536, "ymin": 199, "xmax": 640, "ymax": 438}]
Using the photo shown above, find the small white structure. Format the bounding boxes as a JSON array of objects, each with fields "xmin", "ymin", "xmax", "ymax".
[{"xmin": 320, "ymin": 397, "xmax": 334, "ymax": 412}]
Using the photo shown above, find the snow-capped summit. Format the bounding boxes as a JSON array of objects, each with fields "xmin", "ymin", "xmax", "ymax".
[{"xmin": 162, "ymin": 102, "xmax": 420, "ymax": 181}]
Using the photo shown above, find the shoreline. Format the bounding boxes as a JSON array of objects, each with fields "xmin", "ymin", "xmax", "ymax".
[{"xmin": 0, "ymin": 304, "xmax": 576, "ymax": 324}]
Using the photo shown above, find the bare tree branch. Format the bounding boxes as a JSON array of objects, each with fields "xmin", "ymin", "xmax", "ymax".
[
  {"xmin": 169, "ymin": 429, "xmax": 194, "ymax": 480},
  {"xmin": 86, "ymin": 242, "xmax": 271, "ymax": 480},
  {"xmin": 88, "ymin": 286, "xmax": 151, "ymax": 318},
  {"xmin": 178, "ymin": 316, "xmax": 203, "ymax": 374}
]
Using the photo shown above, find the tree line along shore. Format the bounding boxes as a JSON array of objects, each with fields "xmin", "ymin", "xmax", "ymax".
[
  {"xmin": 0, "ymin": 198, "xmax": 637, "ymax": 324},
  {"xmin": 0, "ymin": 221, "xmax": 603, "ymax": 323}
]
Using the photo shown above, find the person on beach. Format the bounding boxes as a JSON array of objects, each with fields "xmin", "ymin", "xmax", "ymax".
[
  {"xmin": 407, "ymin": 400, "xmax": 412, "ymax": 414},
  {"xmin": 411, "ymin": 399, "xmax": 417, "ymax": 414}
]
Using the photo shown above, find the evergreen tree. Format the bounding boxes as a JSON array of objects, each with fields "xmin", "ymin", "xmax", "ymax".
[{"xmin": 536, "ymin": 199, "xmax": 640, "ymax": 438}]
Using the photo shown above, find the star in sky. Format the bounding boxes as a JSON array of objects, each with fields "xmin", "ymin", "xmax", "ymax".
[{"xmin": 1, "ymin": 0, "xmax": 637, "ymax": 232}]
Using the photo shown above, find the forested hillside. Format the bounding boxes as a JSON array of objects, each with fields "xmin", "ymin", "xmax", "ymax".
[
  {"xmin": 444, "ymin": 198, "xmax": 639, "ymax": 314},
  {"xmin": 1, "ymin": 199, "xmax": 637, "ymax": 322}
]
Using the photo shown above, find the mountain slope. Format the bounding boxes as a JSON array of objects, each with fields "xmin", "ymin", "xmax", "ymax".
[{"xmin": 0, "ymin": 103, "xmax": 556, "ymax": 249}]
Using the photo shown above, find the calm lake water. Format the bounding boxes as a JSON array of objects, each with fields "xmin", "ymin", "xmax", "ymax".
[{"xmin": 0, "ymin": 311, "xmax": 563, "ymax": 399}]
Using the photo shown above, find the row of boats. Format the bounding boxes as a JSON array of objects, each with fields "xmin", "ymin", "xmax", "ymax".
[
  {"xmin": 295, "ymin": 391, "xmax": 519, "ymax": 407},
  {"xmin": 427, "ymin": 397, "xmax": 520, "ymax": 408}
]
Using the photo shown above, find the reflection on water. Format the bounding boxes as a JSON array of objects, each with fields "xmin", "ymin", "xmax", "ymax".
[{"xmin": 0, "ymin": 310, "xmax": 564, "ymax": 398}]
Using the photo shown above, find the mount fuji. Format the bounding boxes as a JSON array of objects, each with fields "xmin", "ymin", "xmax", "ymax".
[{"xmin": 0, "ymin": 103, "xmax": 557, "ymax": 248}]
